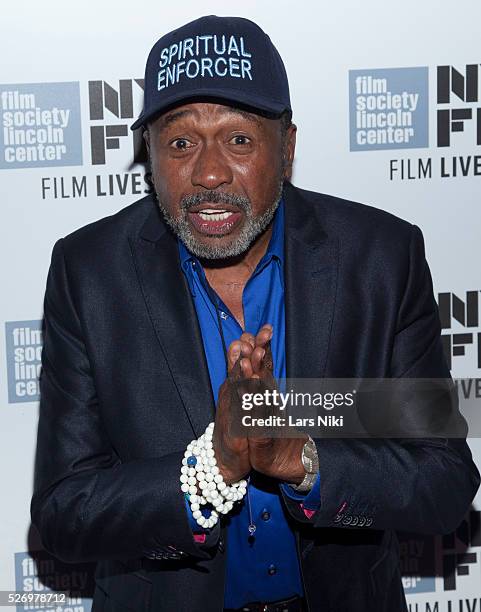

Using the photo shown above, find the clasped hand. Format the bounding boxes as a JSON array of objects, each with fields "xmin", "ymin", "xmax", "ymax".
[{"xmin": 212, "ymin": 324, "xmax": 307, "ymax": 485}]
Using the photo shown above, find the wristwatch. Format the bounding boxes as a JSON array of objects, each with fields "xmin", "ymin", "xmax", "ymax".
[{"xmin": 290, "ymin": 435, "xmax": 319, "ymax": 493}]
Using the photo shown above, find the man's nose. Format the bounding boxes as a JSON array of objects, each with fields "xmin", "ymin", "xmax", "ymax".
[{"xmin": 190, "ymin": 141, "xmax": 233, "ymax": 190}]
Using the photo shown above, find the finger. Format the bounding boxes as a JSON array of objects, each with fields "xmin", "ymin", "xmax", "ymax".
[
  {"xmin": 228, "ymin": 341, "xmax": 255, "ymax": 384},
  {"xmin": 261, "ymin": 341, "xmax": 274, "ymax": 373},
  {"xmin": 228, "ymin": 339, "xmax": 253, "ymax": 372},
  {"xmin": 239, "ymin": 340, "xmax": 254, "ymax": 358},
  {"xmin": 240, "ymin": 356, "xmax": 254, "ymax": 379},
  {"xmin": 255, "ymin": 324, "xmax": 273, "ymax": 348},
  {"xmin": 227, "ymin": 340, "xmax": 242, "ymax": 372},
  {"xmin": 251, "ymin": 346, "xmax": 266, "ymax": 374},
  {"xmin": 240, "ymin": 332, "xmax": 256, "ymax": 350},
  {"xmin": 229, "ymin": 356, "xmax": 243, "ymax": 381}
]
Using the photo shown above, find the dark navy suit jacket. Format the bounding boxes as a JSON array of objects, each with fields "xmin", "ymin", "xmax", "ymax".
[{"xmin": 31, "ymin": 181, "xmax": 480, "ymax": 612}]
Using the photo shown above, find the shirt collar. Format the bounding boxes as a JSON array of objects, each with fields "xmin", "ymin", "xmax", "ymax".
[{"xmin": 178, "ymin": 198, "xmax": 285, "ymax": 271}]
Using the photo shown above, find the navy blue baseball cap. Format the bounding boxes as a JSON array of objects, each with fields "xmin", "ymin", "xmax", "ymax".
[{"xmin": 131, "ymin": 15, "xmax": 291, "ymax": 130}]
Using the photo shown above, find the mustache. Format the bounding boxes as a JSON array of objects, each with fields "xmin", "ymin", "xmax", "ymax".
[{"xmin": 180, "ymin": 190, "xmax": 251, "ymax": 212}]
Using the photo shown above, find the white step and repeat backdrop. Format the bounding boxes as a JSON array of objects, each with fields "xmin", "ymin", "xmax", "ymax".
[{"xmin": 1, "ymin": 1, "xmax": 480, "ymax": 610}]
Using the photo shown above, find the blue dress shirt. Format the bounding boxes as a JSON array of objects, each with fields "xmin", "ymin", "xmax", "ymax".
[{"xmin": 178, "ymin": 199, "xmax": 320, "ymax": 608}]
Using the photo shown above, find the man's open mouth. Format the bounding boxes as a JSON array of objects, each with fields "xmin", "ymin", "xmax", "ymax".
[{"xmin": 187, "ymin": 206, "xmax": 242, "ymax": 235}]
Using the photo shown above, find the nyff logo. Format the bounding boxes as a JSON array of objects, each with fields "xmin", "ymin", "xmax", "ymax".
[
  {"xmin": 438, "ymin": 290, "xmax": 481, "ymax": 369},
  {"xmin": 88, "ymin": 79, "xmax": 145, "ymax": 165},
  {"xmin": 441, "ymin": 510, "xmax": 480, "ymax": 591},
  {"xmin": 437, "ymin": 64, "xmax": 481, "ymax": 147}
]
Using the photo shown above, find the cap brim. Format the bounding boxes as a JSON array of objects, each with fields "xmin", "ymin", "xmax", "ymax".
[{"xmin": 130, "ymin": 87, "xmax": 289, "ymax": 130}]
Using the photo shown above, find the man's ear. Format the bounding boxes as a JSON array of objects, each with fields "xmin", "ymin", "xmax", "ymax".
[
  {"xmin": 283, "ymin": 123, "xmax": 297, "ymax": 181},
  {"xmin": 143, "ymin": 127, "xmax": 150, "ymax": 155}
]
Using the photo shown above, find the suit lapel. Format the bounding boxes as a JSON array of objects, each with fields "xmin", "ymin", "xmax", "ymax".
[
  {"xmin": 129, "ymin": 201, "xmax": 215, "ymax": 438},
  {"xmin": 284, "ymin": 183, "xmax": 339, "ymax": 380}
]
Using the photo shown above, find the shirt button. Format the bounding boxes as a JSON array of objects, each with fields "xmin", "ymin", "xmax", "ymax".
[
  {"xmin": 261, "ymin": 510, "xmax": 271, "ymax": 521},
  {"xmin": 268, "ymin": 564, "xmax": 277, "ymax": 576}
]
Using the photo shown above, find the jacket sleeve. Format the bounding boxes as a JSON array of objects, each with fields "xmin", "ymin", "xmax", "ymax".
[
  {"xmin": 31, "ymin": 238, "xmax": 219, "ymax": 563},
  {"xmin": 280, "ymin": 224, "xmax": 480, "ymax": 533}
]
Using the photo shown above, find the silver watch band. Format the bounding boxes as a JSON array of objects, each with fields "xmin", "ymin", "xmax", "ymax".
[{"xmin": 290, "ymin": 435, "xmax": 319, "ymax": 493}]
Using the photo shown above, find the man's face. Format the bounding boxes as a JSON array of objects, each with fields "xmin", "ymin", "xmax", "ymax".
[{"xmin": 144, "ymin": 102, "xmax": 296, "ymax": 259}]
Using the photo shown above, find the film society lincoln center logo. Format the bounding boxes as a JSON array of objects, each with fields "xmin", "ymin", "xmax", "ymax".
[
  {"xmin": 0, "ymin": 82, "xmax": 82, "ymax": 169},
  {"xmin": 349, "ymin": 67, "xmax": 429, "ymax": 151},
  {"xmin": 5, "ymin": 320, "xmax": 42, "ymax": 403},
  {"xmin": 15, "ymin": 551, "xmax": 93, "ymax": 612}
]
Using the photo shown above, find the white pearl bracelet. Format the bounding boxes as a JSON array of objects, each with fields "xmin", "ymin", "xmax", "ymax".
[{"xmin": 180, "ymin": 422, "xmax": 247, "ymax": 528}]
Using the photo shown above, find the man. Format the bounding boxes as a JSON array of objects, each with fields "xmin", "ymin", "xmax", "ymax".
[{"xmin": 31, "ymin": 15, "xmax": 479, "ymax": 612}]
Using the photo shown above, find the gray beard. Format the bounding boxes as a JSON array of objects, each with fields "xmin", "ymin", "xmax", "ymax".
[{"xmin": 153, "ymin": 180, "xmax": 284, "ymax": 260}]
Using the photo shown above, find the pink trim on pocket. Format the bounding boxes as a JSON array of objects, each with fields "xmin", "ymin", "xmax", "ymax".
[{"xmin": 193, "ymin": 534, "xmax": 206, "ymax": 543}]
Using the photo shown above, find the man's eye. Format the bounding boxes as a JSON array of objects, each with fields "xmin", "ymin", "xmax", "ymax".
[
  {"xmin": 230, "ymin": 135, "xmax": 251, "ymax": 146},
  {"xmin": 171, "ymin": 138, "xmax": 191, "ymax": 150}
]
